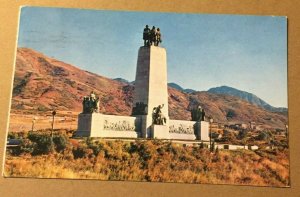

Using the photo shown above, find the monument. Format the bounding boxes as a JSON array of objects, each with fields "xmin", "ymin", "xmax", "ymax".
[
  {"xmin": 76, "ymin": 25, "xmax": 209, "ymax": 141},
  {"xmin": 132, "ymin": 43, "xmax": 169, "ymax": 138}
]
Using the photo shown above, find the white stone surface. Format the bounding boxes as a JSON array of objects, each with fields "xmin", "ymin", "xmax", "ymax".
[
  {"xmin": 248, "ymin": 145, "xmax": 259, "ymax": 150},
  {"xmin": 133, "ymin": 46, "xmax": 168, "ymax": 116},
  {"xmin": 199, "ymin": 121, "xmax": 210, "ymax": 141},
  {"xmin": 222, "ymin": 144, "xmax": 249, "ymax": 150},
  {"xmin": 77, "ymin": 113, "xmax": 140, "ymax": 138},
  {"xmin": 169, "ymin": 133, "xmax": 196, "ymax": 140},
  {"xmin": 77, "ymin": 46, "xmax": 210, "ymax": 141},
  {"xmin": 168, "ymin": 119, "xmax": 196, "ymax": 140},
  {"xmin": 133, "ymin": 46, "xmax": 169, "ymax": 138},
  {"xmin": 151, "ymin": 125, "xmax": 170, "ymax": 139}
]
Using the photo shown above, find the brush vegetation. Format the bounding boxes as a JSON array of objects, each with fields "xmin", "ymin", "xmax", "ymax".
[{"xmin": 5, "ymin": 130, "xmax": 289, "ymax": 187}]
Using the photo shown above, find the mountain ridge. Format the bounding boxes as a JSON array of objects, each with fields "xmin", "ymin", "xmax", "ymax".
[
  {"xmin": 11, "ymin": 47, "xmax": 287, "ymax": 129},
  {"xmin": 208, "ymin": 86, "xmax": 287, "ymax": 113}
]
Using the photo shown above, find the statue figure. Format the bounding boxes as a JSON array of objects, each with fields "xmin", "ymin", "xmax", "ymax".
[
  {"xmin": 191, "ymin": 105, "xmax": 206, "ymax": 121},
  {"xmin": 90, "ymin": 91, "xmax": 96, "ymax": 100},
  {"xmin": 201, "ymin": 108, "xmax": 206, "ymax": 121},
  {"xmin": 82, "ymin": 96, "xmax": 88, "ymax": 113},
  {"xmin": 150, "ymin": 26, "xmax": 157, "ymax": 46},
  {"xmin": 132, "ymin": 102, "xmax": 148, "ymax": 115},
  {"xmin": 143, "ymin": 25, "xmax": 150, "ymax": 46},
  {"xmin": 155, "ymin": 28, "xmax": 162, "ymax": 46},
  {"xmin": 143, "ymin": 25, "xmax": 162, "ymax": 47},
  {"xmin": 152, "ymin": 104, "xmax": 167, "ymax": 125},
  {"xmin": 95, "ymin": 98, "xmax": 100, "ymax": 113},
  {"xmin": 82, "ymin": 91, "xmax": 100, "ymax": 113}
]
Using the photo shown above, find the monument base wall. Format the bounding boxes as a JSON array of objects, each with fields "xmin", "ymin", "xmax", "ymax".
[
  {"xmin": 76, "ymin": 113, "xmax": 210, "ymax": 141},
  {"xmin": 169, "ymin": 133, "xmax": 196, "ymax": 140},
  {"xmin": 76, "ymin": 113, "xmax": 140, "ymax": 138},
  {"xmin": 76, "ymin": 114, "xmax": 92, "ymax": 137},
  {"xmin": 169, "ymin": 119, "xmax": 197, "ymax": 140},
  {"xmin": 196, "ymin": 121, "xmax": 210, "ymax": 141},
  {"xmin": 151, "ymin": 125, "xmax": 170, "ymax": 139}
]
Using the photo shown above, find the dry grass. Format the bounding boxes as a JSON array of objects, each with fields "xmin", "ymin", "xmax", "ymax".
[{"xmin": 4, "ymin": 139, "xmax": 290, "ymax": 187}]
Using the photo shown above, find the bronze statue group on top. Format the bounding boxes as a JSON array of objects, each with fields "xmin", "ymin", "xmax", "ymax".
[{"xmin": 143, "ymin": 25, "xmax": 162, "ymax": 46}]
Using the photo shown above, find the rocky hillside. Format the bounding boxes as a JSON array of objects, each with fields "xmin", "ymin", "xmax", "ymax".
[
  {"xmin": 12, "ymin": 48, "xmax": 133, "ymax": 116},
  {"xmin": 11, "ymin": 48, "xmax": 287, "ymax": 129}
]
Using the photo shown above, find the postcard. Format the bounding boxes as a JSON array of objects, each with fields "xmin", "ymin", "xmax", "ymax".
[{"xmin": 4, "ymin": 7, "xmax": 289, "ymax": 187}]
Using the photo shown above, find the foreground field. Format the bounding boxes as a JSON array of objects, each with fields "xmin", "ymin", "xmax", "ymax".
[
  {"xmin": 4, "ymin": 131, "xmax": 290, "ymax": 187},
  {"xmin": 8, "ymin": 112, "xmax": 78, "ymax": 132}
]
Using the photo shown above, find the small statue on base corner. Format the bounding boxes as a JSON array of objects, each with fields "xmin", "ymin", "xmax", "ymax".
[
  {"xmin": 132, "ymin": 102, "xmax": 148, "ymax": 115},
  {"xmin": 191, "ymin": 105, "xmax": 206, "ymax": 121},
  {"xmin": 82, "ymin": 91, "xmax": 100, "ymax": 114}
]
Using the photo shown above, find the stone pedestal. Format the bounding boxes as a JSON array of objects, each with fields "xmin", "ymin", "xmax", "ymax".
[
  {"xmin": 76, "ymin": 113, "xmax": 93, "ymax": 137},
  {"xmin": 133, "ymin": 46, "xmax": 169, "ymax": 138},
  {"xmin": 168, "ymin": 119, "xmax": 196, "ymax": 140},
  {"xmin": 138, "ymin": 115, "xmax": 152, "ymax": 138},
  {"xmin": 195, "ymin": 121, "xmax": 210, "ymax": 141},
  {"xmin": 76, "ymin": 113, "xmax": 140, "ymax": 138},
  {"xmin": 151, "ymin": 125, "xmax": 170, "ymax": 139}
]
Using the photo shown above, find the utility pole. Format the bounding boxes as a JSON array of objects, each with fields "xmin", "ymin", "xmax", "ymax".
[
  {"xmin": 32, "ymin": 117, "xmax": 36, "ymax": 132},
  {"xmin": 51, "ymin": 110, "xmax": 56, "ymax": 139},
  {"xmin": 209, "ymin": 117, "xmax": 214, "ymax": 152}
]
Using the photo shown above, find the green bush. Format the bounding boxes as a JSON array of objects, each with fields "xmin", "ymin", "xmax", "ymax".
[
  {"xmin": 72, "ymin": 143, "xmax": 88, "ymax": 159},
  {"xmin": 237, "ymin": 130, "xmax": 248, "ymax": 140},
  {"xmin": 86, "ymin": 139, "xmax": 104, "ymax": 156},
  {"xmin": 28, "ymin": 132, "xmax": 53, "ymax": 155},
  {"xmin": 20, "ymin": 139, "xmax": 34, "ymax": 154},
  {"xmin": 256, "ymin": 131, "xmax": 272, "ymax": 141},
  {"xmin": 53, "ymin": 134, "xmax": 69, "ymax": 152},
  {"xmin": 7, "ymin": 132, "xmax": 18, "ymax": 139},
  {"xmin": 226, "ymin": 109, "xmax": 236, "ymax": 118}
]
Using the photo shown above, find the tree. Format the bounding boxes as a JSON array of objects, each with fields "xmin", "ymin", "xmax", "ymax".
[{"xmin": 226, "ymin": 109, "xmax": 236, "ymax": 118}]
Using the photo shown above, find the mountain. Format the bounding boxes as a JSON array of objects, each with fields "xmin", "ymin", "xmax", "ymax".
[
  {"xmin": 11, "ymin": 48, "xmax": 287, "ymax": 129},
  {"xmin": 208, "ymin": 86, "xmax": 287, "ymax": 113},
  {"xmin": 113, "ymin": 78, "xmax": 131, "ymax": 84},
  {"xmin": 12, "ymin": 48, "xmax": 133, "ymax": 116},
  {"xmin": 168, "ymin": 83, "xmax": 184, "ymax": 91},
  {"xmin": 168, "ymin": 82, "xmax": 196, "ymax": 93}
]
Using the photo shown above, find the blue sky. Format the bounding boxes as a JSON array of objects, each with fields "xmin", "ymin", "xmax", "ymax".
[{"xmin": 17, "ymin": 7, "xmax": 287, "ymax": 107}]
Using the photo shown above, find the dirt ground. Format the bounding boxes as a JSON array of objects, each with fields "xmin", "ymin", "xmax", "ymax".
[{"xmin": 8, "ymin": 111, "xmax": 78, "ymax": 132}]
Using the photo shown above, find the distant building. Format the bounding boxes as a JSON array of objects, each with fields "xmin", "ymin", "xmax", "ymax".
[
  {"xmin": 217, "ymin": 123, "xmax": 225, "ymax": 129},
  {"xmin": 249, "ymin": 121, "xmax": 256, "ymax": 129},
  {"xmin": 255, "ymin": 125, "xmax": 264, "ymax": 131},
  {"xmin": 227, "ymin": 123, "xmax": 247, "ymax": 130}
]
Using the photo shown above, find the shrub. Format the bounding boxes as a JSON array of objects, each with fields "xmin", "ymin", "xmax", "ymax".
[
  {"xmin": 86, "ymin": 139, "xmax": 104, "ymax": 156},
  {"xmin": 218, "ymin": 129, "xmax": 237, "ymax": 144},
  {"xmin": 7, "ymin": 132, "xmax": 18, "ymax": 139},
  {"xmin": 4, "ymin": 138, "xmax": 290, "ymax": 187},
  {"xmin": 237, "ymin": 130, "xmax": 248, "ymax": 140},
  {"xmin": 226, "ymin": 109, "xmax": 236, "ymax": 118},
  {"xmin": 53, "ymin": 134, "xmax": 69, "ymax": 152},
  {"xmin": 28, "ymin": 132, "xmax": 53, "ymax": 155},
  {"xmin": 19, "ymin": 139, "xmax": 34, "ymax": 155},
  {"xmin": 37, "ymin": 105, "xmax": 48, "ymax": 112},
  {"xmin": 256, "ymin": 131, "xmax": 272, "ymax": 141},
  {"xmin": 72, "ymin": 143, "xmax": 89, "ymax": 159}
]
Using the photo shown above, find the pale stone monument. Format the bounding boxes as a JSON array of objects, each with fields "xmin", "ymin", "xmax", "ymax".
[
  {"xmin": 132, "ymin": 46, "xmax": 169, "ymax": 138},
  {"xmin": 76, "ymin": 26, "xmax": 210, "ymax": 141}
]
